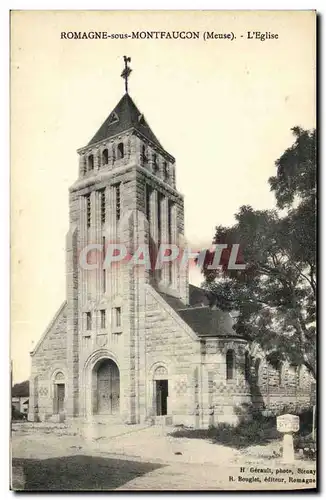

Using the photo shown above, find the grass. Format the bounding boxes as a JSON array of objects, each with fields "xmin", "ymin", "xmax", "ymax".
[
  {"xmin": 170, "ymin": 415, "xmax": 280, "ymax": 449},
  {"xmin": 170, "ymin": 409, "xmax": 316, "ymax": 453}
]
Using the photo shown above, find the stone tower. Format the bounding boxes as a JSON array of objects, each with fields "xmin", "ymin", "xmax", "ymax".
[{"xmin": 66, "ymin": 82, "xmax": 188, "ymax": 422}]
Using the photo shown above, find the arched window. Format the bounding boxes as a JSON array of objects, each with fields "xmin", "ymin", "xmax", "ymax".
[
  {"xmin": 255, "ymin": 358, "xmax": 261, "ymax": 383},
  {"xmin": 117, "ymin": 142, "xmax": 124, "ymax": 159},
  {"xmin": 55, "ymin": 371, "xmax": 65, "ymax": 381},
  {"xmin": 153, "ymin": 154, "xmax": 159, "ymax": 172},
  {"xmin": 88, "ymin": 154, "xmax": 94, "ymax": 171},
  {"xmin": 288, "ymin": 364, "xmax": 297, "ymax": 379},
  {"xmin": 142, "ymin": 144, "xmax": 148, "ymax": 164},
  {"xmin": 102, "ymin": 149, "xmax": 108, "ymax": 165},
  {"xmin": 244, "ymin": 352, "xmax": 250, "ymax": 382},
  {"xmin": 226, "ymin": 349, "xmax": 234, "ymax": 380},
  {"xmin": 276, "ymin": 361, "xmax": 282, "ymax": 385},
  {"xmin": 163, "ymin": 161, "xmax": 169, "ymax": 181},
  {"xmin": 153, "ymin": 366, "xmax": 168, "ymax": 380},
  {"xmin": 298, "ymin": 365, "xmax": 305, "ymax": 388}
]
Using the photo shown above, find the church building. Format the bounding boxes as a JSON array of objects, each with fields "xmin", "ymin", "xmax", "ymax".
[{"xmin": 28, "ymin": 59, "xmax": 312, "ymax": 428}]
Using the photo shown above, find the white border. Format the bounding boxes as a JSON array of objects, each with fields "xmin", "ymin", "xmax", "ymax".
[{"xmin": 3, "ymin": 3, "xmax": 322, "ymax": 499}]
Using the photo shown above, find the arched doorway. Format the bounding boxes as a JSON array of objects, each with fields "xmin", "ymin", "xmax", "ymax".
[
  {"xmin": 53, "ymin": 371, "xmax": 65, "ymax": 414},
  {"xmin": 94, "ymin": 359, "xmax": 120, "ymax": 415},
  {"xmin": 153, "ymin": 366, "xmax": 168, "ymax": 416}
]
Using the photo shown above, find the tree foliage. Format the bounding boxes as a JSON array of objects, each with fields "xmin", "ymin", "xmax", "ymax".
[
  {"xmin": 203, "ymin": 127, "xmax": 316, "ymax": 379},
  {"xmin": 12, "ymin": 380, "xmax": 30, "ymax": 397}
]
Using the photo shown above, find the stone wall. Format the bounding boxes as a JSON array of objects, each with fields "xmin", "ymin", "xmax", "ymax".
[
  {"xmin": 249, "ymin": 355, "xmax": 313, "ymax": 417},
  {"xmin": 200, "ymin": 338, "xmax": 252, "ymax": 426},
  {"xmin": 28, "ymin": 302, "xmax": 67, "ymax": 422},
  {"xmin": 144, "ymin": 286, "xmax": 201, "ymax": 426}
]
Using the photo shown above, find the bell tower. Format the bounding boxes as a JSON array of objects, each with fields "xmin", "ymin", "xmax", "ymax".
[{"xmin": 65, "ymin": 58, "xmax": 188, "ymax": 421}]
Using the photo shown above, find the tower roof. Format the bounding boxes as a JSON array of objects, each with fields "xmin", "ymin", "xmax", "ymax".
[{"xmin": 87, "ymin": 93, "xmax": 164, "ymax": 150}]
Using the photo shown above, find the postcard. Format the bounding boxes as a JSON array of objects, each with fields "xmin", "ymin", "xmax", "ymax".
[{"xmin": 11, "ymin": 10, "xmax": 316, "ymax": 491}]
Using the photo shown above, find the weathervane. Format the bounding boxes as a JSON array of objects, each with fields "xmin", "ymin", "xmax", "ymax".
[{"xmin": 121, "ymin": 56, "xmax": 132, "ymax": 94}]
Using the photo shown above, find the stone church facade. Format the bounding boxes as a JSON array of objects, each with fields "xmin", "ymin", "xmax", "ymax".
[{"xmin": 28, "ymin": 87, "xmax": 312, "ymax": 428}]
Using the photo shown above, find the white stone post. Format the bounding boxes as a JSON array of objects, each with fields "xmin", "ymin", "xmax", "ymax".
[
  {"xmin": 282, "ymin": 433, "xmax": 295, "ymax": 463},
  {"xmin": 277, "ymin": 413, "xmax": 300, "ymax": 463}
]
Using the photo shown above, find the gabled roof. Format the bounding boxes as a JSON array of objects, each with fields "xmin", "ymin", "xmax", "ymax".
[
  {"xmin": 31, "ymin": 301, "xmax": 67, "ymax": 356},
  {"xmin": 159, "ymin": 284, "xmax": 244, "ymax": 339},
  {"xmin": 87, "ymin": 93, "xmax": 164, "ymax": 150},
  {"xmin": 178, "ymin": 307, "xmax": 241, "ymax": 339}
]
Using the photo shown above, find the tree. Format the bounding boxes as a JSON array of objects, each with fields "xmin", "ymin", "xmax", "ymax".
[
  {"xmin": 269, "ymin": 127, "xmax": 316, "ymax": 299},
  {"xmin": 12, "ymin": 380, "xmax": 30, "ymax": 397},
  {"xmin": 203, "ymin": 127, "xmax": 316, "ymax": 379}
]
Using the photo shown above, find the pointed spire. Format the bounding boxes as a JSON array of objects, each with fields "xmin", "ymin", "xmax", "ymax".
[
  {"xmin": 87, "ymin": 93, "xmax": 163, "ymax": 149},
  {"xmin": 85, "ymin": 59, "xmax": 174, "ymax": 159}
]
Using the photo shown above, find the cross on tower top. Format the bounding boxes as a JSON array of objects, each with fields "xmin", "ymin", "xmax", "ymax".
[{"xmin": 121, "ymin": 56, "xmax": 132, "ymax": 94}]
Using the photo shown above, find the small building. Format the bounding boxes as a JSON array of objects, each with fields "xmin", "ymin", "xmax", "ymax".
[{"xmin": 12, "ymin": 381, "xmax": 29, "ymax": 415}]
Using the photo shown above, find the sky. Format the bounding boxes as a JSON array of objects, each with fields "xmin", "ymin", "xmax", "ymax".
[{"xmin": 11, "ymin": 10, "xmax": 316, "ymax": 383}]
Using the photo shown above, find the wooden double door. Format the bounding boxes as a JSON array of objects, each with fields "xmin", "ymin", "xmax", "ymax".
[
  {"xmin": 53, "ymin": 383, "xmax": 65, "ymax": 414},
  {"xmin": 96, "ymin": 359, "xmax": 120, "ymax": 415}
]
